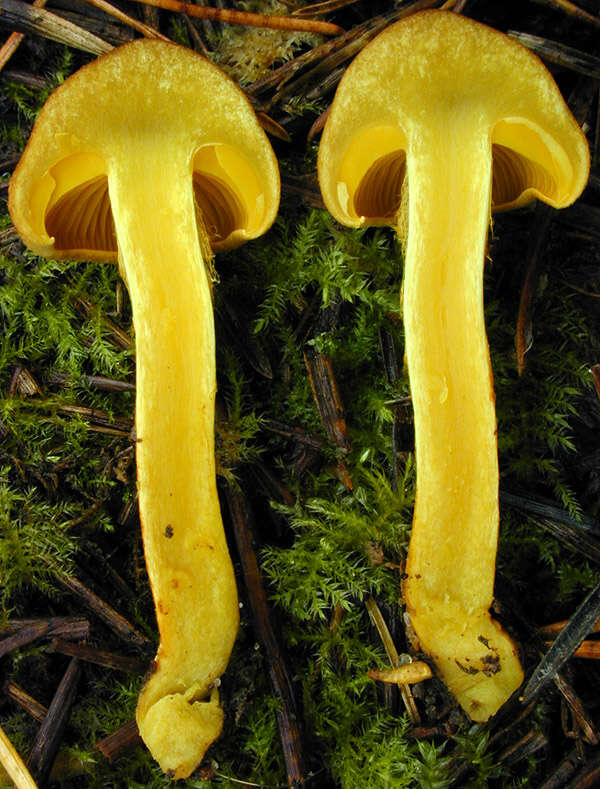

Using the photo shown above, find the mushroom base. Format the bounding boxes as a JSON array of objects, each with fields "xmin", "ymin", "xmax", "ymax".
[
  {"xmin": 405, "ymin": 599, "xmax": 524, "ymax": 721},
  {"xmin": 137, "ymin": 687, "xmax": 224, "ymax": 780}
]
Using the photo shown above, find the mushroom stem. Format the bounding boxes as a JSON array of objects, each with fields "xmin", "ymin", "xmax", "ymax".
[
  {"xmin": 108, "ymin": 149, "xmax": 238, "ymax": 777},
  {"xmin": 402, "ymin": 123, "xmax": 523, "ymax": 721}
]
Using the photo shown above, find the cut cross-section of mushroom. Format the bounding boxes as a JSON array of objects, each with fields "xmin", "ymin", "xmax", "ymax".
[
  {"xmin": 9, "ymin": 39, "xmax": 280, "ymax": 778},
  {"xmin": 318, "ymin": 10, "xmax": 589, "ymax": 721}
]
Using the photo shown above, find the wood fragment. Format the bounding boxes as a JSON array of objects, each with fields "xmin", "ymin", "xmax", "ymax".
[
  {"xmin": 534, "ymin": 518, "xmax": 600, "ymax": 565},
  {"xmin": 83, "ymin": 0, "xmax": 170, "ymax": 39},
  {"xmin": 545, "ymin": 640, "xmax": 600, "ymax": 659},
  {"xmin": 246, "ymin": 7, "xmax": 406, "ymax": 98},
  {"xmin": 261, "ymin": 417, "xmax": 326, "ymax": 450},
  {"xmin": 281, "ymin": 174, "xmax": 324, "ymax": 208},
  {"xmin": 539, "ymin": 747, "xmax": 585, "ymax": 789},
  {"xmin": 182, "ymin": 12, "xmax": 210, "ymax": 56},
  {"xmin": 256, "ymin": 111, "xmax": 292, "ymax": 143},
  {"xmin": 27, "ymin": 658, "xmax": 81, "ymax": 787},
  {"xmin": 0, "ymin": 617, "xmax": 90, "ymax": 659},
  {"xmin": 4, "ymin": 682, "xmax": 48, "ymax": 723},
  {"xmin": 266, "ymin": 0, "xmax": 440, "ymax": 109},
  {"xmin": 74, "ymin": 297, "xmax": 132, "ymax": 350},
  {"xmin": 0, "ymin": 0, "xmax": 112, "ymax": 55},
  {"xmin": 55, "ymin": 573, "xmax": 150, "ymax": 650},
  {"xmin": 590, "ymin": 365, "xmax": 600, "ymax": 402},
  {"xmin": 304, "ymin": 348, "xmax": 351, "ymax": 453},
  {"xmin": 0, "ymin": 68, "xmax": 47, "ymax": 87},
  {"xmin": 307, "ymin": 105, "xmax": 330, "ymax": 142},
  {"xmin": 0, "ymin": 723, "xmax": 37, "ymax": 789},
  {"xmin": 540, "ymin": 616, "xmax": 600, "ymax": 635},
  {"xmin": 49, "ymin": 371, "xmax": 135, "ymax": 392},
  {"xmin": 515, "ymin": 204, "xmax": 554, "ymax": 375},
  {"xmin": 216, "ymin": 291, "xmax": 273, "ymax": 379},
  {"xmin": 530, "ymin": 0, "xmax": 600, "ymax": 29},
  {"xmin": 46, "ymin": 7, "xmax": 134, "ymax": 45},
  {"xmin": 48, "ymin": 638, "xmax": 148, "ymax": 673},
  {"xmin": 94, "ymin": 719, "xmax": 141, "ymax": 762},
  {"xmin": 292, "ymin": 0, "xmax": 361, "ymax": 17},
  {"xmin": 500, "ymin": 490, "xmax": 600, "ymax": 535},
  {"xmin": 521, "ymin": 578, "xmax": 600, "ymax": 704},
  {"xmin": 0, "ymin": 0, "xmax": 46, "ymax": 75},
  {"xmin": 58, "ymin": 404, "xmax": 133, "ymax": 435},
  {"xmin": 304, "ymin": 63, "xmax": 345, "ymax": 101},
  {"xmin": 224, "ymin": 482, "xmax": 306, "ymax": 788},
  {"xmin": 126, "ymin": 0, "xmax": 344, "ymax": 34},
  {"xmin": 496, "ymin": 728, "xmax": 548, "ymax": 767},
  {"xmin": 365, "ymin": 597, "xmax": 420, "ymax": 725},
  {"xmin": 8, "ymin": 365, "xmax": 42, "ymax": 397},
  {"xmin": 508, "ymin": 30, "xmax": 600, "ymax": 79},
  {"xmin": 564, "ymin": 752, "xmax": 600, "ymax": 789}
]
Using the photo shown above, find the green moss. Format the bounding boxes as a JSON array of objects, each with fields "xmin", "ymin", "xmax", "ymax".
[{"xmin": 1, "ymin": 9, "xmax": 598, "ymax": 788}]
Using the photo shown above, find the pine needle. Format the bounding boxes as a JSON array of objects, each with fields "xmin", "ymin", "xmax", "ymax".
[{"xmin": 0, "ymin": 724, "xmax": 38, "ymax": 789}]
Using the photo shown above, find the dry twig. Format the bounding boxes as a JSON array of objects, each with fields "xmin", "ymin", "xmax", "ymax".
[{"xmin": 126, "ymin": 0, "xmax": 344, "ymax": 35}]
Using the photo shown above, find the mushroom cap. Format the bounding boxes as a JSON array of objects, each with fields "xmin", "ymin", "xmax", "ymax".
[
  {"xmin": 9, "ymin": 39, "xmax": 280, "ymax": 258},
  {"xmin": 318, "ymin": 10, "xmax": 590, "ymax": 228}
]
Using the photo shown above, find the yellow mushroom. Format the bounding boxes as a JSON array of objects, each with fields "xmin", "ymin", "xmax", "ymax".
[
  {"xmin": 318, "ymin": 10, "xmax": 589, "ymax": 721},
  {"xmin": 9, "ymin": 39, "xmax": 279, "ymax": 777}
]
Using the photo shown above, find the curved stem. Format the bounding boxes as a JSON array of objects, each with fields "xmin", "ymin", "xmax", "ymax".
[
  {"xmin": 402, "ymin": 122, "xmax": 523, "ymax": 721},
  {"xmin": 108, "ymin": 147, "xmax": 238, "ymax": 778}
]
